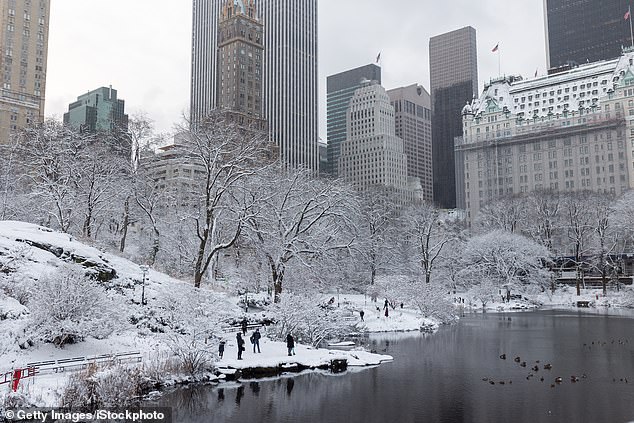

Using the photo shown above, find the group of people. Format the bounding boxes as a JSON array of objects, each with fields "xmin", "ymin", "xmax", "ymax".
[{"xmin": 217, "ymin": 317, "xmax": 297, "ymax": 360}]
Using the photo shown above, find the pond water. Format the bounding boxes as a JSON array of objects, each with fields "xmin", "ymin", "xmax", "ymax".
[{"xmin": 154, "ymin": 310, "xmax": 634, "ymax": 423}]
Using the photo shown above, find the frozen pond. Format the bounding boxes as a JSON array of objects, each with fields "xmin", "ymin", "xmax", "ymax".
[{"xmin": 154, "ymin": 310, "xmax": 634, "ymax": 423}]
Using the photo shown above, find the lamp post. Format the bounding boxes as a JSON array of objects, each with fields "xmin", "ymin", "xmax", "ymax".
[{"xmin": 140, "ymin": 265, "xmax": 149, "ymax": 306}]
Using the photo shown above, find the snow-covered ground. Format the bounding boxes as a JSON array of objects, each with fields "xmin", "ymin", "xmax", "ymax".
[
  {"xmin": 0, "ymin": 222, "xmax": 397, "ymax": 409},
  {"xmin": 334, "ymin": 294, "xmax": 440, "ymax": 332}
]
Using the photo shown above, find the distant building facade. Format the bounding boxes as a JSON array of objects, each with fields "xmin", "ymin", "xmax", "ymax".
[
  {"xmin": 339, "ymin": 81, "xmax": 421, "ymax": 205},
  {"xmin": 63, "ymin": 86, "xmax": 128, "ymax": 132},
  {"xmin": 326, "ymin": 64, "xmax": 381, "ymax": 176},
  {"xmin": 191, "ymin": 0, "xmax": 318, "ymax": 170},
  {"xmin": 457, "ymin": 50, "xmax": 634, "ymax": 222},
  {"xmin": 545, "ymin": 0, "xmax": 633, "ymax": 69},
  {"xmin": 429, "ymin": 26, "xmax": 478, "ymax": 208},
  {"xmin": 387, "ymin": 84, "xmax": 433, "ymax": 202},
  {"xmin": 0, "ymin": 0, "xmax": 51, "ymax": 142}
]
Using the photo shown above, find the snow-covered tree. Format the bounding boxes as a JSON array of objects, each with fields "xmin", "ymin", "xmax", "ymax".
[
  {"xmin": 12, "ymin": 120, "xmax": 86, "ymax": 232},
  {"xmin": 524, "ymin": 190, "xmax": 562, "ymax": 252},
  {"xmin": 268, "ymin": 293, "xmax": 354, "ymax": 347},
  {"xmin": 354, "ymin": 189, "xmax": 400, "ymax": 285},
  {"xmin": 244, "ymin": 168, "xmax": 357, "ymax": 302},
  {"xmin": 180, "ymin": 112, "xmax": 271, "ymax": 288},
  {"xmin": 475, "ymin": 195, "xmax": 527, "ymax": 234},
  {"xmin": 561, "ymin": 191, "xmax": 595, "ymax": 295},
  {"xmin": 458, "ymin": 230, "xmax": 552, "ymax": 294},
  {"xmin": 403, "ymin": 203, "xmax": 456, "ymax": 284}
]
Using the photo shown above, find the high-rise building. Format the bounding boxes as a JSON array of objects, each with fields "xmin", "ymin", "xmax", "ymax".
[
  {"xmin": 63, "ymin": 86, "xmax": 128, "ymax": 133},
  {"xmin": 190, "ymin": 0, "xmax": 223, "ymax": 125},
  {"xmin": 191, "ymin": 0, "xmax": 318, "ymax": 170},
  {"xmin": 387, "ymin": 84, "xmax": 433, "ymax": 202},
  {"xmin": 216, "ymin": 0, "xmax": 265, "ymax": 129},
  {"xmin": 429, "ymin": 26, "xmax": 478, "ymax": 209},
  {"xmin": 326, "ymin": 64, "xmax": 381, "ymax": 176},
  {"xmin": 339, "ymin": 80, "xmax": 421, "ymax": 205},
  {"xmin": 457, "ymin": 50, "xmax": 634, "ymax": 222},
  {"xmin": 0, "ymin": 0, "xmax": 50, "ymax": 143},
  {"xmin": 544, "ymin": 0, "xmax": 632, "ymax": 69}
]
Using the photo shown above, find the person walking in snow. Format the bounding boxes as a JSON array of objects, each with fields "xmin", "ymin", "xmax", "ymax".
[
  {"xmin": 360, "ymin": 310, "xmax": 365, "ymax": 321},
  {"xmin": 251, "ymin": 328, "xmax": 261, "ymax": 353},
  {"xmin": 241, "ymin": 317, "xmax": 248, "ymax": 336},
  {"xmin": 219, "ymin": 340, "xmax": 226, "ymax": 359},
  {"xmin": 236, "ymin": 333, "xmax": 245, "ymax": 360},
  {"xmin": 286, "ymin": 333, "xmax": 295, "ymax": 356},
  {"xmin": 383, "ymin": 298, "xmax": 389, "ymax": 317}
]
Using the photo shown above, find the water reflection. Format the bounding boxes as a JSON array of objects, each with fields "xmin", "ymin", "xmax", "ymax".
[
  {"xmin": 286, "ymin": 378, "xmax": 294, "ymax": 397},
  {"xmin": 154, "ymin": 310, "xmax": 634, "ymax": 423}
]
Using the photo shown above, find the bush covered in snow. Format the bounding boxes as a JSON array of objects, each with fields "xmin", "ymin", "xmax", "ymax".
[
  {"xmin": 166, "ymin": 332, "xmax": 217, "ymax": 376},
  {"xmin": 60, "ymin": 363, "xmax": 148, "ymax": 409},
  {"xmin": 30, "ymin": 266, "xmax": 118, "ymax": 347}
]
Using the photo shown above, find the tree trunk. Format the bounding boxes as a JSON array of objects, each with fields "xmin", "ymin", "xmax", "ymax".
[
  {"xmin": 119, "ymin": 197, "xmax": 130, "ymax": 253},
  {"xmin": 194, "ymin": 230, "xmax": 209, "ymax": 288},
  {"xmin": 149, "ymin": 225, "xmax": 160, "ymax": 266}
]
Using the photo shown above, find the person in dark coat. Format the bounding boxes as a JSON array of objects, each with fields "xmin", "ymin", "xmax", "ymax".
[
  {"xmin": 236, "ymin": 333, "xmax": 245, "ymax": 360},
  {"xmin": 219, "ymin": 340, "xmax": 226, "ymax": 359},
  {"xmin": 360, "ymin": 310, "xmax": 365, "ymax": 321},
  {"xmin": 251, "ymin": 328, "xmax": 261, "ymax": 353},
  {"xmin": 286, "ymin": 333, "xmax": 295, "ymax": 356},
  {"xmin": 383, "ymin": 298, "xmax": 389, "ymax": 317},
  {"xmin": 241, "ymin": 318, "xmax": 248, "ymax": 336}
]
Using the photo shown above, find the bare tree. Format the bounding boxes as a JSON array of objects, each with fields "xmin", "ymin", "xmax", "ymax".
[
  {"xmin": 475, "ymin": 195, "xmax": 528, "ymax": 234},
  {"xmin": 13, "ymin": 120, "xmax": 86, "ymax": 232},
  {"xmin": 245, "ymin": 168, "xmax": 357, "ymax": 302},
  {"xmin": 458, "ymin": 230, "xmax": 552, "ymax": 294},
  {"xmin": 525, "ymin": 190, "xmax": 562, "ymax": 252},
  {"xmin": 562, "ymin": 191, "xmax": 595, "ymax": 295},
  {"xmin": 355, "ymin": 189, "xmax": 399, "ymax": 285},
  {"xmin": 588, "ymin": 193, "xmax": 618, "ymax": 295},
  {"xmin": 182, "ymin": 112, "xmax": 270, "ymax": 288},
  {"xmin": 404, "ymin": 203, "xmax": 455, "ymax": 284}
]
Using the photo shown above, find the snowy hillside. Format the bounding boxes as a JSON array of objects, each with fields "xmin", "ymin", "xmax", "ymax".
[{"xmin": 0, "ymin": 220, "xmax": 238, "ymax": 366}]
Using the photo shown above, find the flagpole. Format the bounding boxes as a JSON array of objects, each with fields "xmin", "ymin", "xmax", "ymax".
[
  {"xmin": 627, "ymin": 5, "xmax": 634, "ymax": 47},
  {"xmin": 498, "ymin": 47, "xmax": 501, "ymax": 77},
  {"xmin": 630, "ymin": 5, "xmax": 633, "ymax": 48}
]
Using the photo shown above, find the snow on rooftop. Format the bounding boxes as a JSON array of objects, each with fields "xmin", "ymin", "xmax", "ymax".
[{"xmin": 468, "ymin": 50, "xmax": 634, "ymax": 119}]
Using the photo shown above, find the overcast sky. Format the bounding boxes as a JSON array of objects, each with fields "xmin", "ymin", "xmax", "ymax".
[{"xmin": 45, "ymin": 0, "xmax": 546, "ymax": 138}]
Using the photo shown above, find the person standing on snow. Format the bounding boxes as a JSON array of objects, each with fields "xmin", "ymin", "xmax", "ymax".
[
  {"xmin": 251, "ymin": 328, "xmax": 261, "ymax": 353},
  {"xmin": 219, "ymin": 340, "xmax": 226, "ymax": 359},
  {"xmin": 241, "ymin": 317, "xmax": 248, "ymax": 335},
  {"xmin": 236, "ymin": 333, "xmax": 245, "ymax": 360},
  {"xmin": 286, "ymin": 333, "xmax": 295, "ymax": 356},
  {"xmin": 383, "ymin": 298, "xmax": 389, "ymax": 317}
]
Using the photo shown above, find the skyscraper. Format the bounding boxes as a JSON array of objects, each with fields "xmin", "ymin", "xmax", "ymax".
[
  {"xmin": 544, "ymin": 0, "xmax": 632, "ymax": 69},
  {"xmin": 190, "ymin": 0, "xmax": 223, "ymax": 125},
  {"xmin": 0, "ymin": 0, "xmax": 50, "ymax": 143},
  {"xmin": 63, "ymin": 86, "xmax": 128, "ymax": 133},
  {"xmin": 216, "ymin": 0, "xmax": 265, "ymax": 129},
  {"xmin": 339, "ymin": 80, "xmax": 420, "ymax": 205},
  {"xmin": 387, "ymin": 84, "xmax": 433, "ymax": 203},
  {"xmin": 429, "ymin": 26, "xmax": 478, "ymax": 209},
  {"xmin": 191, "ymin": 0, "xmax": 318, "ymax": 170},
  {"xmin": 326, "ymin": 64, "xmax": 381, "ymax": 176}
]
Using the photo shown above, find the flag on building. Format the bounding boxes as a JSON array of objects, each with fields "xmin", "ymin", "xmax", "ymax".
[
  {"xmin": 492, "ymin": 43, "xmax": 499, "ymax": 53},
  {"xmin": 625, "ymin": 9, "xmax": 630, "ymax": 20},
  {"xmin": 376, "ymin": 52, "xmax": 381, "ymax": 63}
]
